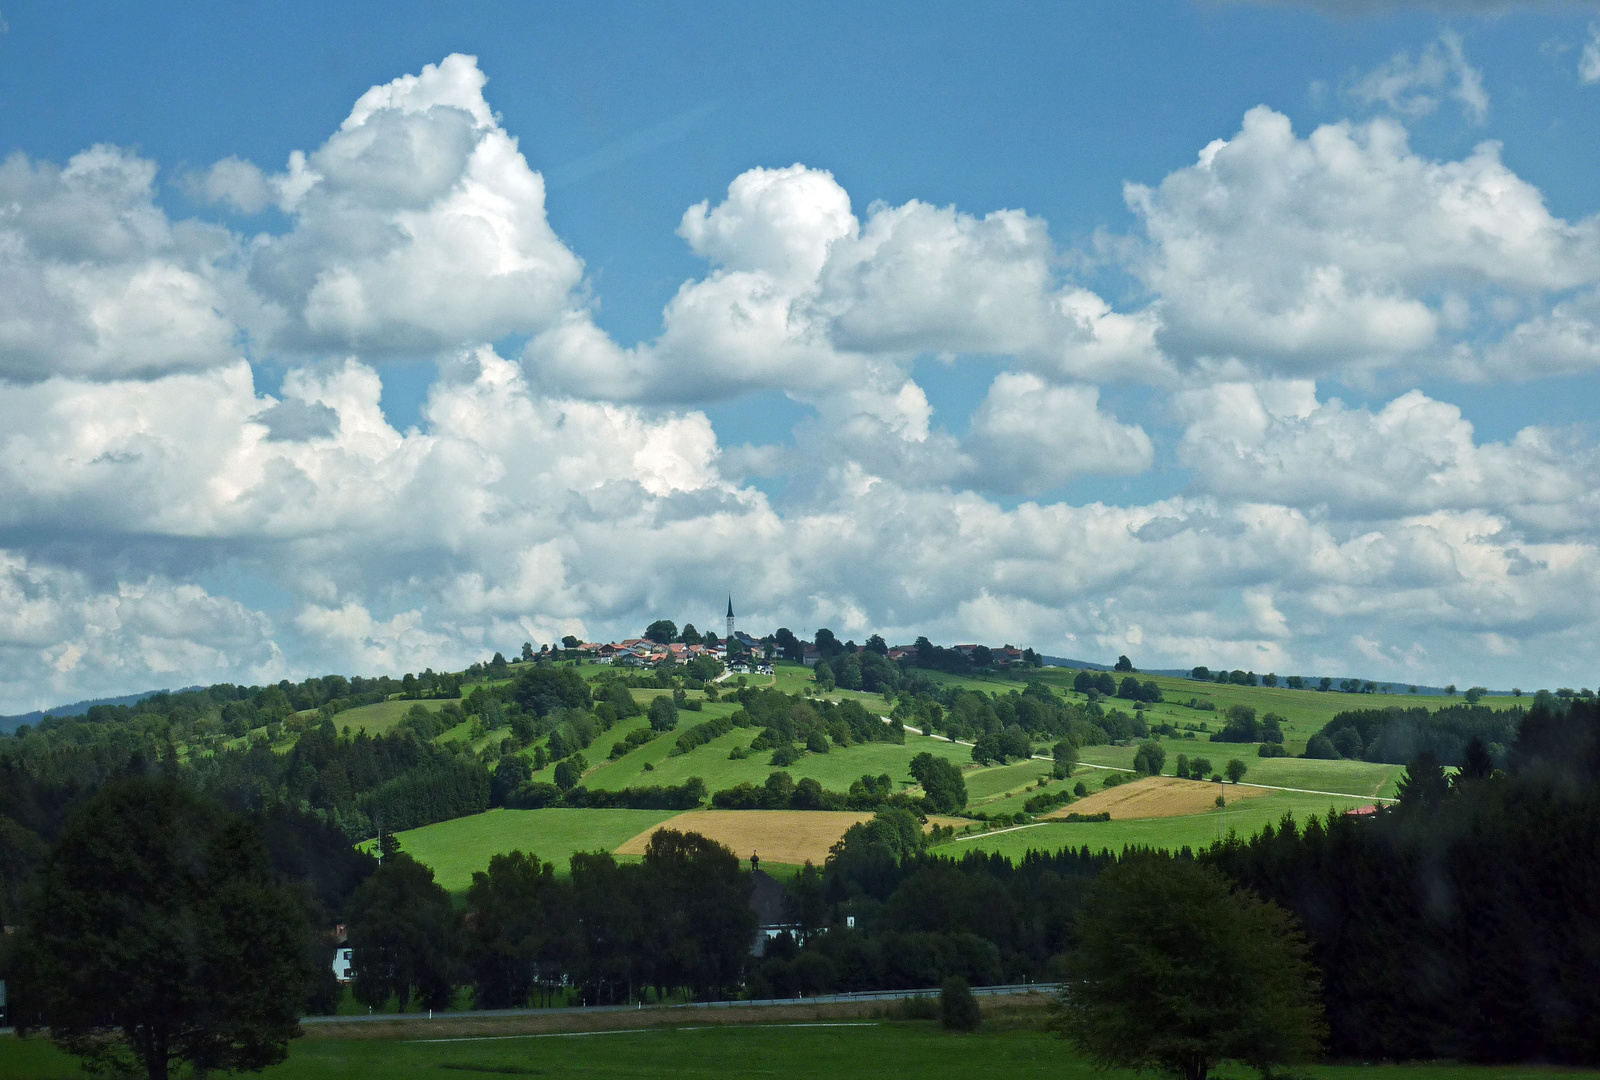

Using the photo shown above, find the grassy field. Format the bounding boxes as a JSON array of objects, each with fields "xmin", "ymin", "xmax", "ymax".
[
  {"xmin": 2, "ymin": 1015, "xmax": 1594, "ymax": 1080},
  {"xmin": 908, "ymin": 666, "xmax": 1520, "ymax": 756},
  {"xmin": 373, "ymin": 808, "xmax": 679, "ymax": 889},
  {"xmin": 1076, "ymin": 743, "xmax": 1404, "ymax": 799},
  {"xmin": 934, "ymin": 787, "xmax": 1376, "ymax": 859},
  {"xmin": 577, "ymin": 722, "xmax": 977, "ymax": 796},
  {"xmin": 330, "ymin": 698, "xmax": 444, "ymax": 737},
  {"xmin": 964, "ymin": 758, "xmax": 1055, "ymax": 802}
]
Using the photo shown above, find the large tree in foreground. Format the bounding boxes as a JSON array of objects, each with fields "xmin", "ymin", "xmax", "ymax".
[
  {"xmin": 1056, "ymin": 853, "xmax": 1325, "ymax": 1080},
  {"xmin": 18, "ymin": 778, "xmax": 314, "ymax": 1080}
]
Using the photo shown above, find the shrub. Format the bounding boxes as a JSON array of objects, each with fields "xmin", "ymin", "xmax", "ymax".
[
  {"xmin": 892, "ymin": 995, "xmax": 940, "ymax": 1021},
  {"xmin": 1304, "ymin": 734, "xmax": 1338, "ymax": 759},
  {"xmin": 1024, "ymin": 789, "xmax": 1073, "ymax": 814},
  {"xmin": 1133, "ymin": 741, "xmax": 1166, "ymax": 776},
  {"xmin": 1258, "ymin": 742, "xmax": 1288, "ymax": 758},
  {"xmin": 940, "ymin": 976, "xmax": 981, "ymax": 1031},
  {"xmin": 770, "ymin": 744, "xmax": 801, "ymax": 767}
]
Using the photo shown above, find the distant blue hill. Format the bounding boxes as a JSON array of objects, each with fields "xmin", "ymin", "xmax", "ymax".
[{"xmin": 0, "ymin": 687, "xmax": 202, "ymax": 734}]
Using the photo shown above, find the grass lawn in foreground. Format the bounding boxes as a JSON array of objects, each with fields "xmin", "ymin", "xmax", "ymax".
[
  {"xmin": 374, "ymin": 808, "xmax": 679, "ymax": 889},
  {"xmin": 2, "ymin": 1019, "xmax": 1596, "ymax": 1080},
  {"xmin": 935, "ymin": 788, "xmax": 1376, "ymax": 859}
]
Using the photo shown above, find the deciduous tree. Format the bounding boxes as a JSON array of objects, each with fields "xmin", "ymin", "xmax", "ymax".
[
  {"xmin": 1056, "ymin": 854, "xmax": 1325, "ymax": 1080},
  {"xmin": 18, "ymin": 778, "xmax": 314, "ymax": 1080}
]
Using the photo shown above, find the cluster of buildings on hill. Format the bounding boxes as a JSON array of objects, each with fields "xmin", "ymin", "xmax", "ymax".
[
  {"xmin": 539, "ymin": 598, "xmax": 1036, "ymax": 675},
  {"xmin": 550, "ymin": 598, "xmax": 774, "ymax": 672}
]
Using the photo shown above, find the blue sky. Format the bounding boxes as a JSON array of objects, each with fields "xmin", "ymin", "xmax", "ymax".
[{"xmin": 1, "ymin": 1, "xmax": 1599, "ymax": 710}]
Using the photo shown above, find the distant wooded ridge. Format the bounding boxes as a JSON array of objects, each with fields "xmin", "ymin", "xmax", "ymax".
[{"xmin": 1, "ymin": 642, "xmax": 1528, "ymax": 734}]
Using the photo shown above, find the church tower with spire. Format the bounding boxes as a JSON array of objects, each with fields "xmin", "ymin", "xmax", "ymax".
[{"xmin": 726, "ymin": 596, "xmax": 735, "ymax": 642}]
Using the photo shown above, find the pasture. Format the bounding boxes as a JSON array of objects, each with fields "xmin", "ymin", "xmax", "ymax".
[
  {"xmin": 2, "ymin": 1013, "xmax": 1594, "ymax": 1080},
  {"xmin": 912, "ymin": 665, "xmax": 1520, "ymax": 755},
  {"xmin": 615, "ymin": 809, "xmax": 873, "ymax": 865},
  {"xmin": 575, "ymin": 723, "xmax": 975, "ymax": 796},
  {"xmin": 935, "ymin": 787, "xmax": 1377, "ymax": 860},
  {"xmin": 373, "ymin": 808, "xmax": 679, "ymax": 890},
  {"xmin": 330, "ymin": 698, "xmax": 444, "ymax": 737},
  {"xmin": 1075, "ymin": 744, "xmax": 1405, "ymax": 799}
]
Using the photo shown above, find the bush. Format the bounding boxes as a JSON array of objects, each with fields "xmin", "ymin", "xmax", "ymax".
[
  {"xmin": 940, "ymin": 976, "xmax": 981, "ymax": 1031},
  {"xmin": 770, "ymin": 744, "xmax": 801, "ymax": 767},
  {"xmin": 1258, "ymin": 742, "xmax": 1288, "ymax": 758},
  {"xmin": 1073, "ymin": 781, "xmax": 1088, "ymax": 797},
  {"xmin": 891, "ymin": 995, "xmax": 940, "ymax": 1021},
  {"xmin": 1133, "ymin": 741, "xmax": 1166, "ymax": 776},
  {"xmin": 1061, "ymin": 811, "xmax": 1111, "ymax": 822},
  {"xmin": 1304, "ymin": 734, "xmax": 1338, "ymax": 759},
  {"xmin": 1024, "ymin": 789, "xmax": 1073, "ymax": 814},
  {"xmin": 507, "ymin": 781, "xmax": 561, "ymax": 809},
  {"xmin": 671, "ymin": 715, "xmax": 734, "ymax": 756}
]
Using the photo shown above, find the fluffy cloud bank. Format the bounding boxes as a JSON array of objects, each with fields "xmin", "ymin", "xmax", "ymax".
[{"xmin": 3, "ymin": 52, "xmax": 1600, "ymax": 711}]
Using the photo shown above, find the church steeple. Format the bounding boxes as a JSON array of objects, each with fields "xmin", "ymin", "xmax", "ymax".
[{"xmin": 726, "ymin": 596, "xmax": 735, "ymax": 642}]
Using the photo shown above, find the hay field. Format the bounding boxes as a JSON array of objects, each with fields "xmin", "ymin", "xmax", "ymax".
[
  {"xmin": 1048, "ymin": 775, "xmax": 1267, "ymax": 819},
  {"xmin": 616, "ymin": 809, "xmax": 874, "ymax": 865}
]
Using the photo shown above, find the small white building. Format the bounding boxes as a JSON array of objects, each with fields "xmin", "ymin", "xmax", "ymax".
[{"xmin": 332, "ymin": 946, "xmax": 353, "ymax": 982}]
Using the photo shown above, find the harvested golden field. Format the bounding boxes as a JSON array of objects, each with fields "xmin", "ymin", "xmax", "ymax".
[
  {"xmin": 1047, "ymin": 775, "xmax": 1268, "ymax": 820},
  {"xmin": 616, "ymin": 810, "xmax": 873, "ymax": 865}
]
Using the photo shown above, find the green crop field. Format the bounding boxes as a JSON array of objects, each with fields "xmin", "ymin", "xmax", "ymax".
[
  {"xmin": 934, "ymin": 787, "xmax": 1376, "ymax": 860},
  {"xmin": 2, "ymin": 1016, "xmax": 1593, "ymax": 1080},
  {"xmin": 368, "ymin": 808, "xmax": 678, "ymax": 890},
  {"xmin": 329, "ymin": 698, "xmax": 444, "ymax": 737}
]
